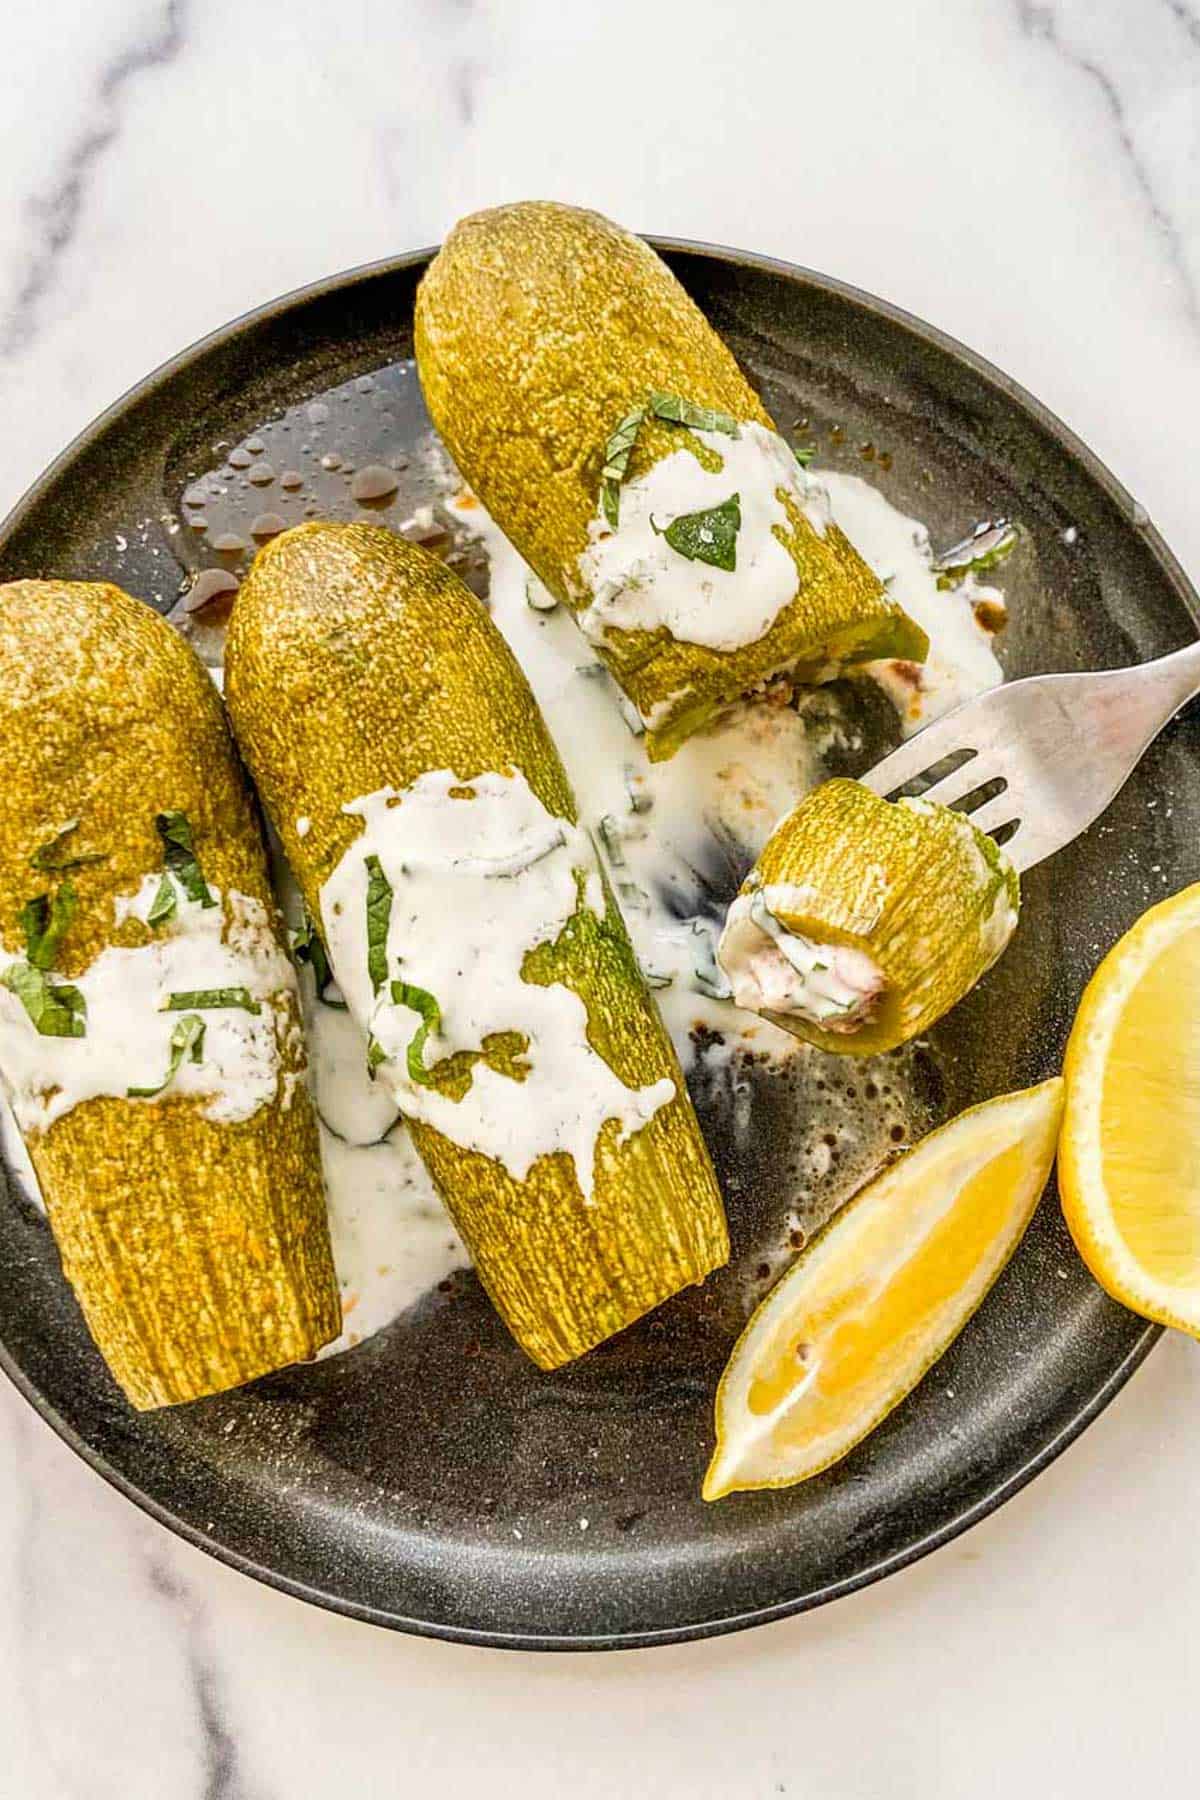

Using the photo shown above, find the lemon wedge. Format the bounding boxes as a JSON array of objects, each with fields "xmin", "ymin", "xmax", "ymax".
[
  {"xmin": 1059, "ymin": 883, "xmax": 1200, "ymax": 1335},
  {"xmin": 703, "ymin": 1079, "xmax": 1064, "ymax": 1500}
]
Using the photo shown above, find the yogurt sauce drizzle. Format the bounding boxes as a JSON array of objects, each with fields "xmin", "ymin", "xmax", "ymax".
[
  {"xmin": 718, "ymin": 886, "xmax": 884, "ymax": 1031},
  {"xmin": 447, "ymin": 466, "xmax": 1004, "ymax": 1061},
  {"xmin": 825, "ymin": 471, "xmax": 1005, "ymax": 733},
  {"xmin": 0, "ymin": 875, "xmax": 300, "ymax": 1135},
  {"xmin": 577, "ymin": 422, "xmax": 829, "ymax": 652},
  {"xmin": 319, "ymin": 768, "xmax": 675, "ymax": 1198},
  {"xmin": 0, "ymin": 457, "xmax": 1011, "ymax": 1361}
]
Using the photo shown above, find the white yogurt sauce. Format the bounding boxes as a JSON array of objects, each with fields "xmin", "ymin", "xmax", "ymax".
[
  {"xmin": 718, "ymin": 886, "xmax": 884, "ymax": 1031},
  {"xmin": 316, "ymin": 1124, "xmax": 463, "ymax": 1355},
  {"xmin": 0, "ymin": 459, "xmax": 1013, "ymax": 1365},
  {"xmin": 0, "ymin": 917, "xmax": 467, "ymax": 1362},
  {"xmin": 822, "ymin": 471, "xmax": 1004, "ymax": 732},
  {"xmin": 319, "ymin": 768, "xmax": 675, "ymax": 1198},
  {"xmin": 449, "ymin": 492, "xmax": 845, "ymax": 1064},
  {"xmin": 577, "ymin": 423, "xmax": 829, "ymax": 652},
  {"xmin": 0, "ymin": 876, "xmax": 300, "ymax": 1135}
]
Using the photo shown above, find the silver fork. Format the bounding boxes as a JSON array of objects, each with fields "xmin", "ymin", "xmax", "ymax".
[{"xmin": 860, "ymin": 637, "xmax": 1200, "ymax": 871}]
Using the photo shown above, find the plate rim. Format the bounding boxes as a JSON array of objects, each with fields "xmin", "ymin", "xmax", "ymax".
[{"xmin": 0, "ymin": 237, "xmax": 1173, "ymax": 1651}]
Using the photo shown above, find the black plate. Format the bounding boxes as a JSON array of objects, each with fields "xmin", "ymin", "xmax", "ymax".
[{"xmin": 1, "ymin": 242, "xmax": 1195, "ymax": 1651}]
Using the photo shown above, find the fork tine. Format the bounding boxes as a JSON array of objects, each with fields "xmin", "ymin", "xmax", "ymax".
[
  {"xmin": 960, "ymin": 792, "xmax": 1020, "ymax": 837},
  {"xmin": 858, "ymin": 710, "xmax": 980, "ymax": 800},
  {"xmin": 926, "ymin": 765, "xmax": 1009, "ymax": 814}
]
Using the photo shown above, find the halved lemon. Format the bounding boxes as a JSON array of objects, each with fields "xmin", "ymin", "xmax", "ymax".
[
  {"xmin": 1059, "ymin": 883, "xmax": 1200, "ymax": 1335},
  {"xmin": 703, "ymin": 1079, "xmax": 1064, "ymax": 1500}
]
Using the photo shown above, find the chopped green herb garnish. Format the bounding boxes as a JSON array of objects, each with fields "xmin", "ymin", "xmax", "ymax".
[
  {"xmin": 365, "ymin": 1034, "xmax": 389, "ymax": 1080},
  {"xmin": 164, "ymin": 987, "xmax": 260, "ymax": 1013},
  {"xmin": 155, "ymin": 811, "xmax": 216, "ymax": 909},
  {"xmin": 365, "ymin": 855, "xmax": 393, "ymax": 994},
  {"xmin": 599, "ymin": 394, "xmax": 743, "ymax": 527},
  {"xmin": 599, "ymin": 406, "xmax": 646, "ymax": 528},
  {"xmin": 292, "ymin": 910, "xmax": 346, "ymax": 1008},
  {"xmin": 934, "ymin": 519, "xmax": 1018, "ymax": 589},
  {"xmin": 19, "ymin": 881, "xmax": 77, "ymax": 970},
  {"xmin": 146, "ymin": 873, "xmax": 177, "ymax": 927},
  {"xmin": 2, "ymin": 964, "xmax": 86, "ymax": 1037},
  {"xmin": 29, "ymin": 818, "xmax": 104, "ymax": 872},
  {"xmin": 597, "ymin": 815, "xmax": 627, "ymax": 868},
  {"xmin": 127, "ymin": 1014, "xmax": 205, "ymax": 1098},
  {"xmin": 687, "ymin": 919, "xmax": 732, "ymax": 1000},
  {"xmin": 390, "ymin": 980, "xmax": 442, "ymax": 1086},
  {"xmin": 793, "ymin": 444, "xmax": 817, "ymax": 467},
  {"xmin": 647, "ymin": 392, "xmax": 738, "ymax": 436},
  {"xmin": 653, "ymin": 492, "xmax": 741, "ymax": 572}
]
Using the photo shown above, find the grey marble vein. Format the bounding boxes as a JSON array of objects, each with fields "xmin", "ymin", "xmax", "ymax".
[
  {"xmin": 1164, "ymin": 0, "xmax": 1200, "ymax": 51},
  {"xmin": 1017, "ymin": 0, "xmax": 1200, "ymax": 323},
  {"xmin": 0, "ymin": 0, "xmax": 190, "ymax": 361},
  {"xmin": 145, "ymin": 1547, "xmax": 255, "ymax": 1800}
]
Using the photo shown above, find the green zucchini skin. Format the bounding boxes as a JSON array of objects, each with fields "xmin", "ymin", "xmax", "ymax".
[
  {"xmin": 722, "ymin": 778, "xmax": 1020, "ymax": 1056},
  {"xmin": 225, "ymin": 523, "xmax": 729, "ymax": 1369},
  {"xmin": 0, "ymin": 580, "xmax": 340, "ymax": 1409},
  {"xmin": 414, "ymin": 201, "xmax": 927, "ymax": 759}
]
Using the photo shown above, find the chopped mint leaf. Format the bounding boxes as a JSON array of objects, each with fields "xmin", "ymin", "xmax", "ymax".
[
  {"xmin": 599, "ymin": 406, "xmax": 646, "ymax": 528},
  {"xmin": 616, "ymin": 879, "xmax": 650, "ymax": 913},
  {"xmin": 599, "ymin": 396, "xmax": 743, "ymax": 528},
  {"xmin": 934, "ymin": 519, "xmax": 1018, "ymax": 589},
  {"xmin": 29, "ymin": 819, "xmax": 103, "ymax": 872},
  {"xmin": 164, "ymin": 987, "xmax": 260, "ymax": 1013},
  {"xmin": 291, "ymin": 910, "xmax": 346, "ymax": 1008},
  {"xmin": 128, "ymin": 1014, "xmax": 205, "ymax": 1098},
  {"xmin": 155, "ymin": 811, "xmax": 216, "ymax": 908},
  {"xmin": 390, "ymin": 979, "xmax": 442, "ymax": 1086},
  {"xmin": 597, "ymin": 815, "xmax": 627, "ymax": 868},
  {"xmin": 653, "ymin": 492, "xmax": 741, "ymax": 572},
  {"xmin": 615, "ymin": 691, "xmax": 646, "ymax": 738},
  {"xmin": 364, "ymin": 855, "xmax": 393, "ymax": 995},
  {"xmin": 146, "ymin": 873, "xmax": 177, "ymax": 928},
  {"xmin": 2, "ymin": 964, "xmax": 86, "ymax": 1037},
  {"xmin": 687, "ymin": 919, "xmax": 732, "ymax": 1000},
  {"xmin": 647, "ymin": 392, "xmax": 738, "ymax": 436},
  {"xmin": 20, "ymin": 881, "xmax": 77, "ymax": 971}
]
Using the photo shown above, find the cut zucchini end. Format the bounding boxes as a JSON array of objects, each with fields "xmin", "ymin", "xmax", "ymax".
[{"xmin": 720, "ymin": 779, "xmax": 1020, "ymax": 1056}]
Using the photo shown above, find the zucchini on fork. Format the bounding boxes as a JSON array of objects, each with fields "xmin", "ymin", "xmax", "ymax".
[{"xmin": 717, "ymin": 778, "xmax": 1020, "ymax": 1056}]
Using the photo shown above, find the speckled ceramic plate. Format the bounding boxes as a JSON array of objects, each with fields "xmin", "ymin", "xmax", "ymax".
[{"xmin": 0, "ymin": 242, "xmax": 1194, "ymax": 1650}]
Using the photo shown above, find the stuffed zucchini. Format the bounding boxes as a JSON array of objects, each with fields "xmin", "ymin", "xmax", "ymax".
[
  {"xmin": 717, "ymin": 779, "xmax": 1019, "ymax": 1055},
  {"xmin": 0, "ymin": 581, "xmax": 340, "ymax": 1409},
  {"xmin": 414, "ymin": 201, "xmax": 927, "ymax": 760},
  {"xmin": 225, "ymin": 522, "xmax": 729, "ymax": 1369}
]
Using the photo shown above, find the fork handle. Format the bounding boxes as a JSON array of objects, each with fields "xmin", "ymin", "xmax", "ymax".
[
  {"xmin": 1145, "ymin": 634, "xmax": 1200, "ymax": 706},
  {"xmin": 1104, "ymin": 634, "xmax": 1200, "ymax": 739}
]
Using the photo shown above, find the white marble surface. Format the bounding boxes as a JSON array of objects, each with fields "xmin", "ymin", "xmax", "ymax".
[{"xmin": 3, "ymin": 1, "xmax": 1200, "ymax": 1793}]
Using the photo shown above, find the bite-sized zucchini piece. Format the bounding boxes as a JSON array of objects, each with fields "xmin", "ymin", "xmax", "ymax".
[
  {"xmin": 414, "ymin": 201, "xmax": 927, "ymax": 760},
  {"xmin": 717, "ymin": 778, "xmax": 1019, "ymax": 1055},
  {"xmin": 225, "ymin": 523, "xmax": 729, "ymax": 1369},
  {"xmin": 0, "ymin": 581, "xmax": 340, "ymax": 1409}
]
